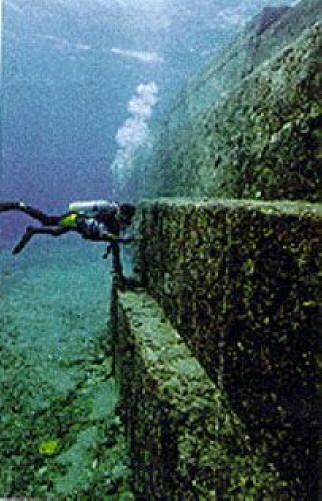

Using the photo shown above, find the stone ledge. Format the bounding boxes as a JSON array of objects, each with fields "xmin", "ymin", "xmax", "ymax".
[
  {"xmin": 113, "ymin": 289, "xmax": 291, "ymax": 500},
  {"xmin": 137, "ymin": 196, "xmax": 322, "ymax": 214},
  {"xmin": 132, "ymin": 198, "xmax": 321, "ymax": 499}
]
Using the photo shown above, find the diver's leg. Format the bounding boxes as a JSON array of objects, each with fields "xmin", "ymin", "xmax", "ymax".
[
  {"xmin": 12, "ymin": 227, "xmax": 34, "ymax": 254},
  {"xmin": 29, "ymin": 226, "xmax": 71, "ymax": 237},
  {"xmin": 0, "ymin": 202, "xmax": 23, "ymax": 212},
  {"xmin": 16, "ymin": 203, "xmax": 62, "ymax": 225},
  {"xmin": 12, "ymin": 226, "xmax": 70, "ymax": 254},
  {"xmin": 0, "ymin": 201, "xmax": 61, "ymax": 225}
]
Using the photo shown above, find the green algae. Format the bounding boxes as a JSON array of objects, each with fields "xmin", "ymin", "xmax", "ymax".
[
  {"xmin": 125, "ymin": 198, "xmax": 321, "ymax": 499},
  {"xmin": 115, "ymin": 289, "xmax": 293, "ymax": 499},
  {"xmin": 129, "ymin": 19, "xmax": 322, "ymax": 203},
  {"xmin": 0, "ymin": 242, "xmax": 135, "ymax": 499}
]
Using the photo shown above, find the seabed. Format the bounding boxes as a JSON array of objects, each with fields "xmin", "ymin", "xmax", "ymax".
[{"xmin": 0, "ymin": 239, "xmax": 134, "ymax": 499}]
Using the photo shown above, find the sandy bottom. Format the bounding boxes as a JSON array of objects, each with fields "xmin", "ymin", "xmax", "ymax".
[{"xmin": 0, "ymin": 237, "xmax": 134, "ymax": 499}]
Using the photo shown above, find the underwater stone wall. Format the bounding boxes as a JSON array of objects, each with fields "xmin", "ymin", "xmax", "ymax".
[
  {"xmin": 111, "ymin": 2, "xmax": 322, "ymax": 497},
  {"xmin": 167, "ymin": 0, "xmax": 322, "ymax": 122},
  {"xmin": 149, "ymin": 21, "xmax": 322, "ymax": 201},
  {"xmin": 113, "ymin": 289, "xmax": 293, "ymax": 500},
  {"xmin": 128, "ymin": 198, "xmax": 321, "ymax": 499}
]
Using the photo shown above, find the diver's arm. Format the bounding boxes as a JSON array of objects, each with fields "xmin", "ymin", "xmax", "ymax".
[
  {"xmin": 102, "ymin": 232, "xmax": 121, "ymax": 243},
  {"xmin": 102, "ymin": 232, "xmax": 133, "ymax": 244}
]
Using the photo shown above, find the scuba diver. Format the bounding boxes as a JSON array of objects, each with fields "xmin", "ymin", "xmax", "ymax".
[{"xmin": 0, "ymin": 201, "xmax": 136, "ymax": 278}]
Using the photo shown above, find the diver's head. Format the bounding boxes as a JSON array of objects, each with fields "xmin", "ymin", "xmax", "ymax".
[{"xmin": 116, "ymin": 203, "xmax": 136, "ymax": 227}]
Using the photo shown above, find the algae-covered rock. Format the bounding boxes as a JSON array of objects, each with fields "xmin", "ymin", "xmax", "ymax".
[
  {"xmin": 129, "ymin": 0, "xmax": 322, "ymax": 202},
  {"xmin": 114, "ymin": 289, "xmax": 290, "ymax": 500},
  {"xmin": 148, "ymin": 21, "xmax": 322, "ymax": 201},
  {"xmin": 129, "ymin": 198, "xmax": 322, "ymax": 499}
]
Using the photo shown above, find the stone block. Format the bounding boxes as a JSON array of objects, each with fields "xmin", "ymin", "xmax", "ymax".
[
  {"xmin": 113, "ymin": 290, "xmax": 291, "ymax": 499},
  {"xmin": 133, "ymin": 198, "xmax": 322, "ymax": 498}
]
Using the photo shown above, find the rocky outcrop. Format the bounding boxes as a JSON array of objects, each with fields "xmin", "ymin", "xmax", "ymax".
[
  {"xmin": 169, "ymin": 0, "xmax": 321, "ymax": 118},
  {"xmin": 254, "ymin": 6, "xmax": 290, "ymax": 37},
  {"xmin": 115, "ymin": 289, "xmax": 291, "ymax": 499},
  {"xmin": 147, "ymin": 21, "xmax": 321, "ymax": 201},
  {"xmin": 111, "ymin": 1, "xmax": 322, "ymax": 499},
  {"xmin": 130, "ymin": 0, "xmax": 321, "ymax": 202},
  {"xmin": 112, "ymin": 198, "xmax": 322, "ymax": 500}
]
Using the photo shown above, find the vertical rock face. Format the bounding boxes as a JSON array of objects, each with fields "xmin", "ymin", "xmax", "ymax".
[
  {"xmin": 112, "ymin": 1, "xmax": 322, "ymax": 499},
  {"xmin": 116, "ymin": 198, "xmax": 322, "ymax": 499},
  {"xmin": 254, "ymin": 6, "xmax": 291, "ymax": 36},
  {"xmin": 148, "ymin": 21, "xmax": 322, "ymax": 201},
  {"xmin": 130, "ymin": 0, "xmax": 322, "ymax": 202},
  {"xmin": 114, "ymin": 289, "xmax": 299, "ymax": 499}
]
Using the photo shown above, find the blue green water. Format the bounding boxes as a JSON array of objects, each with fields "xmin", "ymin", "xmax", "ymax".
[
  {"xmin": 2, "ymin": 0, "xmax": 292, "ymax": 210},
  {"xmin": 1, "ymin": 0, "xmax": 299, "ymax": 497},
  {"xmin": 0, "ymin": 240, "xmax": 133, "ymax": 498}
]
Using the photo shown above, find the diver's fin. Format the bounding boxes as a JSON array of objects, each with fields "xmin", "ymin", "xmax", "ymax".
[
  {"xmin": 12, "ymin": 227, "xmax": 33, "ymax": 255},
  {"xmin": 0, "ymin": 201, "xmax": 25, "ymax": 212}
]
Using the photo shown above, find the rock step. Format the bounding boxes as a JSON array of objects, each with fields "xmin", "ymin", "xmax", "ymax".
[
  {"xmin": 130, "ymin": 197, "xmax": 321, "ymax": 499},
  {"xmin": 113, "ymin": 289, "xmax": 292, "ymax": 499}
]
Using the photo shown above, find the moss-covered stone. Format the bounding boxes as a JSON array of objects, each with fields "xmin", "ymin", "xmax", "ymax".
[
  {"xmin": 138, "ymin": 19, "xmax": 322, "ymax": 202},
  {"xmin": 131, "ymin": 198, "xmax": 321, "ymax": 499},
  {"xmin": 113, "ymin": 289, "xmax": 291, "ymax": 499},
  {"xmin": 163, "ymin": 0, "xmax": 322, "ymax": 123},
  {"xmin": 112, "ymin": 2, "xmax": 322, "ymax": 497}
]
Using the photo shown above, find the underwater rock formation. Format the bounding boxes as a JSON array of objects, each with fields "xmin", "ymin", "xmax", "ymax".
[
  {"xmin": 111, "ymin": 0, "xmax": 322, "ymax": 498},
  {"xmin": 114, "ymin": 290, "xmax": 291, "ymax": 499},
  {"xmin": 112, "ymin": 199, "xmax": 321, "ymax": 499},
  {"xmin": 254, "ymin": 6, "xmax": 290, "ymax": 37},
  {"xmin": 131, "ymin": 0, "xmax": 321, "ymax": 202},
  {"xmin": 150, "ymin": 21, "xmax": 321, "ymax": 201}
]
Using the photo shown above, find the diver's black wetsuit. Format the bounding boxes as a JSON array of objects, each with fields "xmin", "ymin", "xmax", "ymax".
[
  {"xmin": 0, "ymin": 202, "xmax": 64, "ymax": 225},
  {"xmin": 0, "ymin": 202, "xmax": 134, "ymax": 257}
]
